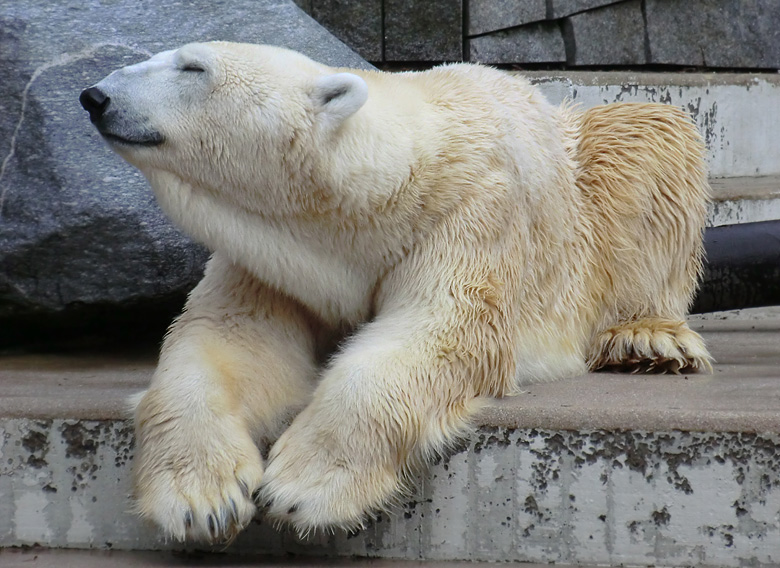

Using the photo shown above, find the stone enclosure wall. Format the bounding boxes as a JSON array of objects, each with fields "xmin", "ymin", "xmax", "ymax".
[{"xmin": 294, "ymin": 0, "xmax": 780, "ymax": 68}]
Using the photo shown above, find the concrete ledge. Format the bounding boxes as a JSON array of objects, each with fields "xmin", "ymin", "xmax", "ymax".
[
  {"xmin": 707, "ymin": 176, "xmax": 780, "ymax": 226},
  {"xmin": 3, "ymin": 309, "xmax": 779, "ymax": 429},
  {"xmin": 0, "ymin": 353, "xmax": 153, "ymax": 421},
  {"xmin": 1, "ymin": 308, "xmax": 779, "ymax": 566}
]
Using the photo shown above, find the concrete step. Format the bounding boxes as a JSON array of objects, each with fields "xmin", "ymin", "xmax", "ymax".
[
  {"xmin": 2, "ymin": 307, "xmax": 780, "ymax": 567},
  {"xmin": 707, "ymin": 175, "xmax": 780, "ymax": 226}
]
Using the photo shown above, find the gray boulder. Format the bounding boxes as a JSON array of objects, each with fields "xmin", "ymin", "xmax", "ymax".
[{"xmin": 0, "ymin": 0, "xmax": 369, "ymax": 345}]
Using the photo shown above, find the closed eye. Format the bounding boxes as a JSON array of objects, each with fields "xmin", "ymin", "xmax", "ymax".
[{"xmin": 181, "ymin": 64, "xmax": 205, "ymax": 73}]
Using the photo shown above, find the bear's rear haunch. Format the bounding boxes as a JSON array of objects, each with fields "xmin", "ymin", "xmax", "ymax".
[{"xmin": 81, "ymin": 41, "xmax": 711, "ymax": 542}]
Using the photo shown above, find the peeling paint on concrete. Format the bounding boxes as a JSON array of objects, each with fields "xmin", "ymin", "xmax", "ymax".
[
  {"xmin": 525, "ymin": 73, "xmax": 780, "ymax": 180},
  {"xmin": 707, "ymin": 197, "xmax": 780, "ymax": 227},
  {"xmin": 1, "ymin": 418, "xmax": 779, "ymax": 566}
]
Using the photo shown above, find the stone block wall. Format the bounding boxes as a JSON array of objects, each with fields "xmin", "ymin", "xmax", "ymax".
[{"xmin": 295, "ymin": 0, "xmax": 780, "ymax": 68}]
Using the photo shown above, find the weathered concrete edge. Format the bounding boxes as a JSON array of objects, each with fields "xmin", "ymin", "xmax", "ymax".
[
  {"xmin": 477, "ymin": 403, "xmax": 780, "ymax": 434},
  {"xmin": 519, "ymin": 70, "xmax": 780, "ymax": 178},
  {"xmin": 6, "ymin": 402, "xmax": 780, "ymax": 435},
  {"xmin": 521, "ymin": 70, "xmax": 780, "ymax": 88},
  {"xmin": 3, "ymin": 418, "xmax": 778, "ymax": 567}
]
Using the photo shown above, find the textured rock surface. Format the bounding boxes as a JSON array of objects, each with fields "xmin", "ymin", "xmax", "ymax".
[
  {"xmin": 0, "ymin": 0, "xmax": 368, "ymax": 345},
  {"xmin": 310, "ymin": 0, "xmax": 383, "ymax": 61},
  {"xmin": 384, "ymin": 0, "xmax": 463, "ymax": 61},
  {"xmin": 299, "ymin": 0, "xmax": 780, "ymax": 69},
  {"xmin": 469, "ymin": 22, "xmax": 566, "ymax": 64},
  {"xmin": 469, "ymin": 0, "xmax": 546, "ymax": 35},
  {"xmin": 645, "ymin": 0, "xmax": 780, "ymax": 68},
  {"xmin": 550, "ymin": 0, "xmax": 623, "ymax": 18},
  {"xmin": 567, "ymin": 0, "xmax": 645, "ymax": 65}
]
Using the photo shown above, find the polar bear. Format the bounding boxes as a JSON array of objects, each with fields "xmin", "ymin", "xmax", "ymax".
[{"xmin": 80, "ymin": 41, "xmax": 711, "ymax": 542}]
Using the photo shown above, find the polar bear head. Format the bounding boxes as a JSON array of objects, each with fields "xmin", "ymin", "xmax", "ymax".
[{"xmin": 80, "ymin": 42, "xmax": 369, "ymax": 214}]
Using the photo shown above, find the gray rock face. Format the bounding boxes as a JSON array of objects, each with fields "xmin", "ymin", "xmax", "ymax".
[
  {"xmin": 469, "ymin": 21, "xmax": 566, "ymax": 64},
  {"xmin": 646, "ymin": 0, "xmax": 780, "ymax": 68},
  {"xmin": 550, "ymin": 0, "xmax": 623, "ymax": 19},
  {"xmin": 312, "ymin": 0, "xmax": 383, "ymax": 61},
  {"xmin": 0, "ymin": 0, "xmax": 369, "ymax": 345},
  {"xmin": 384, "ymin": 0, "xmax": 463, "ymax": 61},
  {"xmin": 567, "ymin": 0, "xmax": 646, "ymax": 65},
  {"xmin": 295, "ymin": 0, "xmax": 383, "ymax": 61},
  {"xmin": 469, "ymin": 0, "xmax": 546, "ymax": 36}
]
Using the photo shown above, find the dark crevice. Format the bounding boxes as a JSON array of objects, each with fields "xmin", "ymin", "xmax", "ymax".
[
  {"xmin": 640, "ymin": 0, "xmax": 652, "ymax": 63},
  {"xmin": 561, "ymin": 18, "xmax": 576, "ymax": 65},
  {"xmin": 0, "ymin": 294, "xmax": 185, "ymax": 352},
  {"xmin": 380, "ymin": 0, "xmax": 386, "ymax": 62},
  {"xmin": 462, "ymin": 0, "xmax": 470, "ymax": 61}
]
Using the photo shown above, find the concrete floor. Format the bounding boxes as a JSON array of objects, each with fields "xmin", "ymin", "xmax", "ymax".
[{"xmin": 2, "ymin": 307, "xmax": 779, "ymax": 428}]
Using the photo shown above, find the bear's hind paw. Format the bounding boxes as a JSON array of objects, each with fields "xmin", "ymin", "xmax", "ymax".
[{"xmin": 588, "ymin": 318, "xmax": 713, "ymax": 374}]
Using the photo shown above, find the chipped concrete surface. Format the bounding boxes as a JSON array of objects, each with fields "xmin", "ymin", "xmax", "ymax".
[
  {"xmin": 525, "ymin": 72, "xmax": 780, "ymax": 180},
  {"xmin": 2, "ymin": 420, "xmax": 779, "ymax": 566},
  {"xmin": 706, "ymin": 176, "xmax": 780, "ymax": 226},
  {"xmin": 1, "ymin": 309, "xmax": 779, "ymax": 566}
]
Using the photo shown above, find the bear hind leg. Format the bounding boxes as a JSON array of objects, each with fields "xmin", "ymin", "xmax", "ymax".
[{"xmin": 587, "ymin": 317, "xmax": 712, "ymax": 374}]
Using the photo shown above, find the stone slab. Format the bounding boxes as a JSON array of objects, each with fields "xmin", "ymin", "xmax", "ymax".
[
  {"xmin": 550, "ymin": 0, "xmax": 624, "ymax": 19},
  {"xmin": 469, "ymin": 22, "xmax": 566, "ymax": 64},
  {"xmin": 566, "ymin": 0, "xmax": 646, "ymax": 66},
  {"xmin": 312, "ymin": 0, "xmax": 383, "ymax": 61},
  {"xmin": 384, "ymin": 0, "xmax": 463, "ymax": 61},
  {"xmin": 468, "ymin": 0, "xmax": 547, "ymax": 36},
  {"xmin": 645, "ymin": 0, "xmax": 780, "ymax": 68}
]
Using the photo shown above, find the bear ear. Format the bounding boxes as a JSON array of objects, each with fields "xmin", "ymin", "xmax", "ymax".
[{"xmin": 312, "ymin": 73, "xmax": 368, "ymax": 125}]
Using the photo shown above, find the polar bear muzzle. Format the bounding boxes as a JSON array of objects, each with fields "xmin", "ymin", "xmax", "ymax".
[{"xmin": 79, "ymin": 85, "xmax": 164, "ymax": 147}]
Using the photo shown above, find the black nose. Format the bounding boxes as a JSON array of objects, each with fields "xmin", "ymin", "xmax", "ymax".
[{"xmin": 79, "ymin": 86, "xmax": 110, "ymax": 122}]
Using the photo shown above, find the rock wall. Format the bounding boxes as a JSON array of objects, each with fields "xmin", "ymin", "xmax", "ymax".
[{"xmin": 296, "ymin": 0, "xmax": 780, "ymax": 68}]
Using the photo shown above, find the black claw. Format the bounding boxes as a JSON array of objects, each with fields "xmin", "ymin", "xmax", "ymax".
[
  {"xmin": 184, "ymin": 510, "xmax": 193, "ymax": 529},
  {"xmin": 251, "ymin": 488, "xmax": 262, "ymax": 503},
  {"xmin": 207, "ymin": 514, "xmax": 217, "ymax": 538},
  {"xmin": 287, "ymin": 505, "xmax": 298, "ymax": 515}
]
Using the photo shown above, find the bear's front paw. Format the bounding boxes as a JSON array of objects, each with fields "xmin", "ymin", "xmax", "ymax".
[
  {"xmin": 257, "ymin": 412, "xmax": 400, "ymax": 535},
  {"xmin": 132, "ymin": 391, "xmax": 264, "ymax": 543}
]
